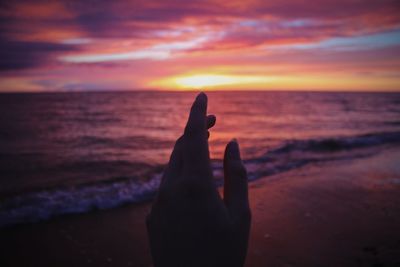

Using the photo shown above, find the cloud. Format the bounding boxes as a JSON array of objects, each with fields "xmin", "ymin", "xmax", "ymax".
[
  {"xmin": 2, "ymin": 0, "xmax": 399, "ymax": 42},
  {"xmin": 60, "ymin": 36, "xmax": 210, "ymax": 63},
  {"xmin": 0, "ymin": 39, "xmax": 78, "ymax": 71},
  {"xmin": 0, "ymin": 0, "xmax": 399, "ymax": 91}
]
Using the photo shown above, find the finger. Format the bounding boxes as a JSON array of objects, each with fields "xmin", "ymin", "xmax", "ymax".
[
  {"xmin": 182, "ymin": 93, "xmax": 212, "ymax": 177},
  {"xmin": 223, "ymin": 139, "xmax": 250, "ymax": 220},
  {"xmin": 161, "ymin": 107, "xmax": 215, "ymax": 184},
  {"xmin": 207, "ymin": 115, "xmax": 215, "ymax": 140},
  {"xmin": 159, "ymin": 137, "xmax": 183, "ymax": 190},
  {"xmin": 184, "ymin": 92, "xmax": 208, "ymax": 136},
  {"xmin": 207, "ymin": 114, "xmax": 216, "ymax": 129}
]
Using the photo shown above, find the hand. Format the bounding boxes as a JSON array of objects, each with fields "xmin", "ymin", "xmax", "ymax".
[{"xmin": 146, "ymin": 92, "xmax": 251, "ymax": 267}]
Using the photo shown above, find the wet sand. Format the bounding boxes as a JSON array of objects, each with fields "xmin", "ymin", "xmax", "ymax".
[
  {"xmin": 1, "ymin": 147, "xmax": 400, "ymax": 267},
  {"xmin": 246, "ymin": 147, "xmax": 400, "ymax": 267}
]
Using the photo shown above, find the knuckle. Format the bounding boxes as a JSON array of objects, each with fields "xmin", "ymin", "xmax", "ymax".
[{"xmin": 184, "ymin": 124, "xmax": 203, "ymax": 136}]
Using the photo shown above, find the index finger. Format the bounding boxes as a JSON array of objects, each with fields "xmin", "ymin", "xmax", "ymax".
[
  {"xmin": 182, "ymin": 92, "xmax": 212, "ymax": 178},
  {"xmin": 184, "ymin": 92, "xmax": 208, "ymax": 136}
]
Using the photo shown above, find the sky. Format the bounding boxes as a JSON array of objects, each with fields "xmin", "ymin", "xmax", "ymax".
[{"xmin": 0, "ymin": 0, "xmax": 400, "ymax": 92}]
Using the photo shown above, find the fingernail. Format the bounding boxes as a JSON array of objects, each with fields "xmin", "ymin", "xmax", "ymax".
[{"xmin": 197, "ymin": 92, "xmax": 207, "ymax": 100}]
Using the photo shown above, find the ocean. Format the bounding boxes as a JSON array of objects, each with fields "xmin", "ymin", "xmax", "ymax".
[{"xmin": 1, "ymin": 91, "xmax": 400, "ymax": 227}]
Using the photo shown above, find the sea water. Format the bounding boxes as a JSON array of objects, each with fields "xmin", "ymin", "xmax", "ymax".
[{"xmin": 1, "ymin": 91, "xmax": 400, "ymax": 226}]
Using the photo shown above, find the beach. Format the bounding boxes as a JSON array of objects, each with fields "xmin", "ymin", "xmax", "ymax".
[
  {"xmin": 2, "ymin": 0, "xmax": 400, "ymax": 265},
  {"xmin": 2, "ymin": 145, "xmax": 399, "ymax": 267}
]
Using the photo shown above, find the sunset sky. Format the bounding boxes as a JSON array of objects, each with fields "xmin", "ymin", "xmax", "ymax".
[{"xmin": 0, "ymin": 0, "xmax": 399, "ymax": 92}]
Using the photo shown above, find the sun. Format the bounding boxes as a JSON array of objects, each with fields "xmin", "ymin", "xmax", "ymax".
[
  {"xmin": 174, "ymin": 75, "xmax": 239, "ymax": 88},
  {"xmin": 152, "ymin": 74, "xmax": 275, "ymax": 90}
]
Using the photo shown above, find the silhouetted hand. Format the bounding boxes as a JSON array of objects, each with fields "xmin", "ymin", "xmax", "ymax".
[{"xmin": 147, "ymin": 93, "xmax": 251, "ymax": 267}]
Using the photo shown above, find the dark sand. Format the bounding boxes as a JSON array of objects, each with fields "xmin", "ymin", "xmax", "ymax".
[{"xmin": 1, "ymin": 148, "xmax": 400, "ymax": 267}]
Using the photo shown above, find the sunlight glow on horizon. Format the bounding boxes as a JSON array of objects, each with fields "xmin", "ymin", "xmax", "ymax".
[
  {"xmin": 158, "ymin": 74, "xmax": 276, "ymax": 90},
  {"xmin": 148, "ymin": 72, "xmax": 400, "ymax": 92}
]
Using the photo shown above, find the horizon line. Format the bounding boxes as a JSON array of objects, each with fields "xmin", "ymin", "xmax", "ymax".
[{"xmin": 0, "ymin": 88, "xmax": 400, "ymax": 94}]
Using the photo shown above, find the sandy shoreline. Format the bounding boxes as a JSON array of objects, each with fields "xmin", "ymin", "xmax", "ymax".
[
  {"xmin": 1, "ymin": 147, "xmax": 400, "ymax": 267},
  {"xmin": 246, "ymin": 147, "xmax": 400, "ymax": 266}
]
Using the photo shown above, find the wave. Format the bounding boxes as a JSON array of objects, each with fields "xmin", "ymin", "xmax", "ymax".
[
  {"xmin": 269, "ymin": 131, "xmax": 400, "ymax": 154},
  {"xmin": 58, "ymin": 135, "xmax": 172, "ymax": 150},
  {"xmin": 241, "ymin": 131, "xmax": 400, "ymax": 180},
  {"xmin": 1, "ymin": 131, "xmax": 400, "ymax": 228},
  {"xmin": 0, "ymin": 175, "xmax": 162, "ymax": 228}
]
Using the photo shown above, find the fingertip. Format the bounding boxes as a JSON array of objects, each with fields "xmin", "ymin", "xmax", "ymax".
[
  {"xmin": 185, "ymin": 93, "xmax": 208, "ymax": 135},
  {"xmin": 223, "ymin": 138, "xmax": 249, "ymax": 219},
  {"xmin": 226, "ymin": 138, "xmax": 241, "ymax": 161},
  {"xmin": 194, "ymin": 92, "xmax": 207, "ymax": 109},
  {"xmin": 197, "ymin": 91, "xmax": 207, "ymax": 101},
  {"xmin": 192, "ymin": 92, "xmax": 207, "ymax": 111},
  {"xmin": 206, "ymin": 114, "xmax": 216, "ymax": 129}
]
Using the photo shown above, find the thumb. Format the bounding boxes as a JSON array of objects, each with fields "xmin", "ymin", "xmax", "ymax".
[{"xmin": 223, "ymin": 139, "xmax": 250, "ymax": 221}]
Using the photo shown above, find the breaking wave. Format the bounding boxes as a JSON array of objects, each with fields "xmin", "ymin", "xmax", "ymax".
[{"xmin": 1, "ymin": 131, "xmax": 400, "ymax": 228}]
